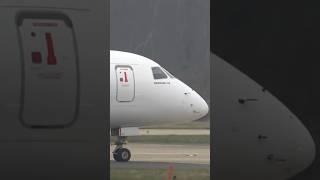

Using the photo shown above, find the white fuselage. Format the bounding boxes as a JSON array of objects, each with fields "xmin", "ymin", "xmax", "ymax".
[
  {"xmin": 212, "ymin": 53, "xmax": 316, "ymax": 180},
  {"xmin": 110, "ymin": 50, "xmax": 208, "ymax": 128}
]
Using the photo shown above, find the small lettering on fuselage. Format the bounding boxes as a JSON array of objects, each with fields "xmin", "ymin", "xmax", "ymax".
[{"xmin": 154, "ymin": 82, "xmax": 170, "ymax": 84}]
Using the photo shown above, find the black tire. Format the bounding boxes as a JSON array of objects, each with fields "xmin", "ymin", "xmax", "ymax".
[
  {"xmin": 113, "ymin": 151, "xmax": 120, "ymax": 161},
  {"xmin": 113, "ymin": 148, "xmax": 131, "ymax": 162}
]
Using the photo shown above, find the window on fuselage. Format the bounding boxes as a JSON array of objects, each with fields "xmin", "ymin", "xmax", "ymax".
[{"xmin": 152, "ymin": 67, "xmax": 168, "ymax": 79}]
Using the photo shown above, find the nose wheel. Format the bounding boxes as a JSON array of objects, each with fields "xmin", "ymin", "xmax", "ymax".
[
  {"xmin": 113, "ymin": 147, "xmax": 131, "ymax": 162},
  {"xmin": 112, "ymin": 136, "xmax": 131, "ymax": 162}
]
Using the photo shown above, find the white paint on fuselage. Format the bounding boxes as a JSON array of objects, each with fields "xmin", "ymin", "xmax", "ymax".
[
  {"xmin": 212, "ymin": 53, "xmax": 315, "ymax": 180},
  {"xmin": 110, "ymin": 50, "xmax": 208, "ymax": 128}
]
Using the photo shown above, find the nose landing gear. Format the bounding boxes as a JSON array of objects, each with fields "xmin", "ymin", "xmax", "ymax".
[{"xmin": 112, "ymin": 136, "xmax": 131, "ymax": 162}]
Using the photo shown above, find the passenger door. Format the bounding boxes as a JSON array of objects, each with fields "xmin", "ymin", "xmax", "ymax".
[{"xmin": 116, "ymin": 66, "xmax": 135, "ymax": 102}]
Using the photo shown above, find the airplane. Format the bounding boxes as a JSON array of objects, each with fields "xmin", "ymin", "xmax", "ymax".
[
  {"xmin": 110, "ymin": 50, "xmax": 209, "ymax": 162},
  {"xmin": 212, "ymin": 53, "xmax": 316, "ymax": 180}
]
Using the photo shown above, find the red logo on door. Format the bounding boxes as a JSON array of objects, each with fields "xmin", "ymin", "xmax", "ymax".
[
  {"xmin": 120, "ymin": 71, "xmax": 128, "ymax": 83},
  {"xmin": 45, "ymin": 33, "xmax": 57, "ymax": 65}
]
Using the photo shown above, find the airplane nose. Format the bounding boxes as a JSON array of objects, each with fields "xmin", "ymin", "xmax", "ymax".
[
  {"xmin": 191, "ymin": 90, "xmax": 209, "ymax": 119},
  {"xmin": 200, "ymin": 97, "xmax": 209, "ymax": 117},
  {"xmin": 291, "ymin": 125, "xmax": 316, "ymax": 175}
]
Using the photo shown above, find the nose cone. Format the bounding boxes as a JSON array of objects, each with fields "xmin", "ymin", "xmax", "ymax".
[
  {"xmin": 191, "ymin": 90, "xmax": 209, "ymax": 120},
  {"xmin": 289, "ymin": 123, "xmax": 316, "ymax": 176},
  {"xmin": 198, "ymin": 95, "xmax": 209, "ymax": 118}
]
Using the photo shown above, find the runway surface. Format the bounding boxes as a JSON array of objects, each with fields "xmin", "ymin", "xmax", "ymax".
[
  {"xmin": 110, "ymin": 161, "xmax": 209, "ymax": 170},
  {"xmin": 110, "ymin": 143, "xmax": 210, "ymax": 169}
]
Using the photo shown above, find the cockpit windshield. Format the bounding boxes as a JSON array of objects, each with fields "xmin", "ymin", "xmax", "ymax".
[{"xmin": 151, "ymin": 67, "xmax": 168, "ymax": 79}]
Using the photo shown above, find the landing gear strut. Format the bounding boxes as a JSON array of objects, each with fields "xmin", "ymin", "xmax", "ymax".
[{"xmin": 112, "ymin": 136, "xmax": 131, "ymax": 162}]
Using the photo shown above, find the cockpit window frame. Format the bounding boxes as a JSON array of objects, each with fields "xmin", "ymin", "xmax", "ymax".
[
  {"xmin": 151, "ymin": 66, "xmax": 168, "ymax": 80},
  {"xmin": 161, "ymin": 67, "xmax": 175, "ymax": 79}
]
